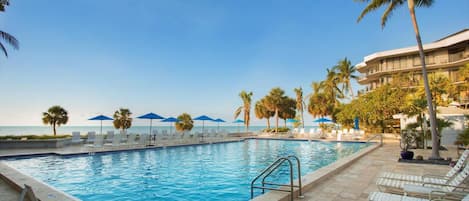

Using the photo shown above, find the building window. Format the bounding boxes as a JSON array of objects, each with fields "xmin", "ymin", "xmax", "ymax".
[
  {"xmin": 413, "ymin": 55, "xmax": 421, "ymax": 66},
  {"xmin": 449, "ymin": 47, "xmax": 465, "ymax": 62},
  {"xmin": 425, "ymin": 54, "xmax": 435, "ymax": 64}
]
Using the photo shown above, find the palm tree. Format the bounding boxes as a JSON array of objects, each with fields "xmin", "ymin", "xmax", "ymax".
[
  {"xmin": 279, "ymin": 97, "xmax": 297, "ymax": 127},
  {"xmin": 0, "ymin": 0, "xmax": 19, "ymax": 58},
  {"xmin": 356, "ymin": 0, "xmax": 440, "ymax": 159},
  {"xmin": 175, "ymin": 113, "xmax": 194, "ymax": 132},
  {"xmin": 294, "ymin": 87, "xmax": 305, "ymax": 128},
  {"xmin": 113, "ymin": 108, "xmax": 132, "ymax": 132},
  {"xmin": 334, "ymin": 58, "xmax": 358, "ymax": 99},
  {"xmin": 42, "ymin": 105, "xmax": 68, "ymax": 136},
  {"xmin": 264, "ymin": 88, "xmax": 286, "ymax": 133},
  {"xmin": 234, "ymin": 91, "xmax": 253, "ymax": 131},
  {"xmin": 254, "ymin": 98, "xmax": 273, "ymax": 129}
]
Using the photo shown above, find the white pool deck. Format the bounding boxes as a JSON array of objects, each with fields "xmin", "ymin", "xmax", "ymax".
[{"xmin": 0, "ymin": 136, "xmax": 463, "ymax": 201}]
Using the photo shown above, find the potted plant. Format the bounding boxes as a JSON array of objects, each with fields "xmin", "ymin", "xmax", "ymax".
[{"xmin": 400, "ymin": 130, "xmax": 417, "ymax": 160}]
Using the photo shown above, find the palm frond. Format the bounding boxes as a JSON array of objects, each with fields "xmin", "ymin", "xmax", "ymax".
[
  {"xmin": 0, "ymin": 30, "xmax": 19, "ymax": 49},
  {"xmin": 357, "ymin": 0, "xmax": 390, "ymax": 23},
  {"xmin": 381, "ymin": 1, "xmax": 403, "ymax": 28},
  {"xmin": 415, "ymin": 0, "xmax": 433, "ymax": 7},
  {"xmin": 0, "ymin": 42, "xmax": 7, "ymax": 57},
  {"xmin": 234, "ymin": 106, "xmax": 242, "ymax": 119}
]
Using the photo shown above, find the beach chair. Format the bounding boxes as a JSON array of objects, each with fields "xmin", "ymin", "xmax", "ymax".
[
  {"xmin": 379, "ymin": 150, "xmax": 469, "ymax": 185},
  {"xmin": 71, "ymin": 131, "xmax": 83, "ymax": 144},
  {"xmin": 104, "ymin": 134, "xmax": 122, "ymax": 148},
  {"xmin": 293, "ymin": 128, "xmax": 299, "ymax": 134},
  {"xmin": 120, "ymin": 130, "xmax": 128, "ymax": 143},
  {"xmin": 368, "ymin": 191, "xmax": 469, "ymax": 201},
  {"xmin": 299, "ymin": 128, "xmax": 305, "ymax": 138},
  {"xmin": 105, "ymin": 131, "xmax": 114, "ymax": 143},
  {"xmin": 85, "ymin": 134, "xmax": 104, "ymax": 149},
  {"xmin": 182, "ymin": 131, "xmax": 193, "ymax": 144},
  {"xmin": 19, "ymin": 184, "xmax": 38, "ymax": 201},
  {"xmin": 86, "ymin": 131, "xmax": 96, "ymax": 144},
  {"xmin": 126, "ymin": 133, "xmax": 138, "ymax": 147},
  {"xmin": 376, "ymin": 160, "xmax": 469, "ymax": 194},
  {"xmin": 137, "ymin": 134, "xmax": 148, "ymax": 147}
]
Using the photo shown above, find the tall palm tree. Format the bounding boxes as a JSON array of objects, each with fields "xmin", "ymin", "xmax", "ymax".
[
  {"xmin": 113, "ymin": 108, "xmax": 132, "ymax": 132},
  {"xmin": 264, "ymin": 88, "xmax": 286, "ymax": 133},
  {"xmin": 0, "ymin": 0, "xmax": 19, "ymax": 58},
  {"xmin": 294, "ymin": 87, "xmax": 305, "ymax": 128},
  {"xmin": 234, "ymin": 91, "xmax": 253, "ymax": 131},
  {"xmin": 334, "ymin": 58, "xmax": 359, "ymax": 99},
  {"xmin": 356, "ymin": 0, "xmax": 440, "ymax": 159},
  {"xmin": 42, "ymin": 105, "xmax": 68, "ymax": 136}
]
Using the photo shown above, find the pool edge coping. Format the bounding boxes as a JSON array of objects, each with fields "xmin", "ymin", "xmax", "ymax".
[{"xmin": 251, "ymin": 142, "xmax": 381, "ymax": 201}]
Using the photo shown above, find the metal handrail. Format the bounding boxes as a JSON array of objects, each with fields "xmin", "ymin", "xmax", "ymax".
[
  {"xmin": 366, "ymin": 133, "xmax": 383, "ymax": 146},
  {"xmin": 250, "ymin": 155, "xmax": 303, "ymax": 201}
]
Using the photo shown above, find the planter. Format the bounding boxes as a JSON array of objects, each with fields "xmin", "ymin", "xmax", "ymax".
[
  {"xmin": 0, "ymin": 138, "xmax": 72, "ymax": 149},
  {"xmin": 400, "ymin": 151, "xmax": 414, "ymax": 160}
]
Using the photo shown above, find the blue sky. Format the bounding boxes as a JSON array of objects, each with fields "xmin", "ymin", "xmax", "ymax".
[{"xmin": 0, "ymin": 0, "xmax": 468, "ymax": 126}]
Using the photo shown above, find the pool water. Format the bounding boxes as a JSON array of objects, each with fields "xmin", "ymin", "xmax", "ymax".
[{"xmin": 4, "ymin": 139, "xmax": 370, "ymax": 201}]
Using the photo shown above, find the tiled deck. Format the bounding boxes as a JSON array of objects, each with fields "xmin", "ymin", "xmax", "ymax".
[{"xmin": 0, "ymin": 137, "xmax": 461, "ymax": 201}]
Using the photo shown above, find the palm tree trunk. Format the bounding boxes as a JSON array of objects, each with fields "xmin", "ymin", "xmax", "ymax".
[
  {"xmin": 348, "ymin": 81, "xmax": 354, "ymax": 99},
  {"xmin": 301, "ymin": 104, "xmax": 305, "ymax": 128},
  {"xmin": 275, "ymin": 109, "xmax": 279, "ymax": 133},
  {"xmin": 408, "ymin": 1, "xmax": 440, "ymax": 159},
  {"xmin": 284, "ymin": 119, "xmax": 287, "ymax": 128},
  {"xmin": 267, "ymin": 118, "xmax": 271, "ymax": 129},
  {"xmin": 53, "ymin": 123, "xmax": 56, "ymax": 136}
]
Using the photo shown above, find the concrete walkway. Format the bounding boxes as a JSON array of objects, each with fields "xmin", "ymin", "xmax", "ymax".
[{"xmin": 298, "ymin": 140, "xmax": 458, "ymax": 201}]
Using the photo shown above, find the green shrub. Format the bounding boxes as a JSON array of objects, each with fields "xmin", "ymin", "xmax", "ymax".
[
  {"xmin": 456, "ymin": 128, "xmax": 469, "ymax": 146},
  {"xmin": 262, "ymin": 127, "xmax": 290, "ymax": 133},
  {"xmin": 0, "ymin": 134, "xmax": 71, "ymax": 140}
]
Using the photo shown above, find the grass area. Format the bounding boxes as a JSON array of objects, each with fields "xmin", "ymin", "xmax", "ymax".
[{"xmin": 0, "ymin": 135, "xmax": 71, "ymax": 140}]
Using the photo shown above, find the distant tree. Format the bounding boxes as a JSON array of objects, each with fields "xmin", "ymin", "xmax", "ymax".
[
  {"xmin": 234, "ymin": 91, "xmax": 253, "ymax": 131},
  {"xmin": 279, "ymin": 97, "xmax": 297, "ymax": 127},
  {"xmin": 113, "ymin": 108, "xmax": 132, "ymax": 131},
  {"xmin": 307, "ymin": 81, "xmax": 329, "ymax": 118},
  {"xmin": 294, "ymin": 87, "xmax": 305, "ymax": 128},
  {"xmin": 175, "ymin": 113, "xmax": 194, "ymax": 132},
  {"xmin": 264, "ymin": 88, "xmax": 287, "ymax": 133},
  {"xmin": 42, "ymin": 106, "xmax": 69, "ymax": 136},
  {"xmin": 334, "ymin": 58, "xmax": 358, "ymax": 99},
  {"xmin": 254, "ymin": 98, "xmax": 274, "ymax": 129},
  {"xmin": 0, "ymin": 0, "xmax": 19, "ymax": 58}
]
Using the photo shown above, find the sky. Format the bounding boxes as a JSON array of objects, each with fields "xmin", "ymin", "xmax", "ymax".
[{"xmin": 0, "ymin": 0, "xmax": 468, "ymax": 126}]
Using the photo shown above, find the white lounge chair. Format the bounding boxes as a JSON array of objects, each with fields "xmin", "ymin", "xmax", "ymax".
[
  {"xmin": 104, "ymin": 134, "xmax": 122, "ymax": 148},
  {"xmin": 71, "ymin": 131, "xmax": 83, "ymax": 144},
  {"xmin": 299, "ymin": 128, "xmax": 305, "ymax": 138},
  {"xmin": 85, "ymin": 134, "xmax": 104, "ymax": 149},
  {"xmin": 377, "ymin": 160, "xmax": 469, "ymax": 194},
  {"xmin": 105, "ymin": 131, "xmax": 114, "ymax": 143},
  {"xmin": 379, "ymin": 150, "xmax": 469, "ymax": 185},
  {"xmin": 125, "ymin": 133, "xmax": 138, "ymax": 147},
  {"xmin": 368, "ymin": 191, "xmax": 469, "ymax": 201},
  {"xmin": 138, "ymin": 134, "xmax": 149, "ymax": 146},
  {"xmin": 86, "ymin": 131, "xmax": 96, "ymax": 144}
]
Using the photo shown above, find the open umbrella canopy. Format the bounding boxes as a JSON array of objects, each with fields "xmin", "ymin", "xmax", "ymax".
[
  {"xmin": 286, "ymin": 118, "xmax": 299, "ymax": 123},
  {"xmin": 233, "ymin": 119, "xmax": 244, "ymax": 123},
  {"xmin": 313, "ymin": 117, "xmax": 332, "ymax": 123},
  {"xmin": 137, "ymin": 113, "xmax": 164, "ymax": 120},
  {"xmin": 194, "ymin": 115, "xmax": 214, "ymax": 121},
  {"xmin": 88, "ymin": 115, "xmax": 113, "ymax": 121},
  {"xmin": 161, "ymin": 117, "xmax": 179, "ymax": 122},
  {"xmin": 212, "ymin": 118, "xmax": 225, "ymax": 123},
  {"xmin": 88, "ymin": 115, "xmax": 113, "ymax": 135}
]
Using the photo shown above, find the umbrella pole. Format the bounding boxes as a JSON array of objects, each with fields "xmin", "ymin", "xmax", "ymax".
[
  {"xmin": 100, "ymin": 120, "xmax": 103, "ymax": 135},
  {"xmin": 149, "ymin": 119, "xmax": 153, "ymax": 146},
  {"xmin": 202, "ymin": 121, "xmax": 205, "ymax": 141}
]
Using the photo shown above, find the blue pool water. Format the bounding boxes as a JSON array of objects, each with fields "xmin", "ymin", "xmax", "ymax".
[{"xmin": 4, "ymin": 139, "xmax": 370, "ymax": 201}]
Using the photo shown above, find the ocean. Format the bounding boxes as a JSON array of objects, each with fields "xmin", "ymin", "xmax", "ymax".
[{"xmin": 0, "ymin": 125, "xmax": 319, "ymax": 136}]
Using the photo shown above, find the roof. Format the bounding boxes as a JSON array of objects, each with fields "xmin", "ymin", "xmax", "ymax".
[{"xmin": 363, "ymin": 29, "xmax": 469, "ymax": 63}]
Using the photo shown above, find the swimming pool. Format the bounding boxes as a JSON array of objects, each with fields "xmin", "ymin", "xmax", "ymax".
[{"xmin": 4, "ymin": 139, "xmax": 370, "ymax": 201}]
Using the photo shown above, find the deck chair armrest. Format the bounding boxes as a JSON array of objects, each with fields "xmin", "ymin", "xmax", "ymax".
[
  {"xmin": 376, "ymin": 176, "xmax": 417, "ymax": 182},
  {"xmin": 429, "ymin": 191, "xmax": 468, "ymax": 201},
  {"xmin": 422, "ymin": 174, "xmax": 451, "ymax": 180},
  {"xmin": 423, "ymin": 183, "xmax": 469, "ymax": 191}
]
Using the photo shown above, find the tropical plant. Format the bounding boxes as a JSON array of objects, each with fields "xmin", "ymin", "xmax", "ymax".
[
  {"xmin": 0, "ymin": 0, "xmax": 19, "ymax": 58},
  {"xmin": 294, "ymin": 87, "xmax": 305, "ymax": 128},
  {"xmin": 456, "ymin": 128, "xmax": 469, "ymax": 147},
  {"xmin": 323, "ymin": 68, "xmax": 344, "ymax": 107},
  {"xmin": 264, "ymin": 88, "xmax": 287, "ymax": 133},
  {"xmin": 356, "ymin": 0, "xmax": 440, "ymax": 159},
  {"xmin": 334, "ymin": 58, "xmax": 358, "ymax": 99},
  {"xmin": 307, "ymin": 81, "xmax": 329, "ymax": 118},
  {"xmin": 42, "ymin": 105, "xmax": 69, "ymax": 136},
  {"xmin": 254, "ymin": 98, "xmax": 274, "ymax": 129},
  {"xmin": 175, "ymin": 113, "xmax": 194, "ymax": 132},
  {"xmin": 234, "ymin": 91, "xmax": 253, "ymax": 131},
  {"xmin": 278, "ymin": 97, "xmax": 297, "ymax": 127},
  {"xmin": 113, "ymin": 108, "xmax": 132, "ymax": 131}
]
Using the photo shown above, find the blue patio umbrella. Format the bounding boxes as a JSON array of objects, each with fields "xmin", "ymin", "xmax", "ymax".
[
  {"xmin": 286, "ymin": 118, "xmax": 299, "ymax": 130},
  {"xmin": 313, "ymin": 117, "xmax": 333, "ymax": 123},
  {"xmin": 233, "ymin": 119, "xmax": 244, "ymax": 132},
  {"xmin": 193, "ymin": 115, "xmax": 214, "ymax": 133},
  {"xmin": 161, "ymin": 117, "xmax": 179, "ymax": 134},
  {"xmin": 88, "ymin": 115, "xmax": 113, "ymax": 135},
  {"xmin": 137, "ymin": 113, "xmax": 165, "ymax": 135},
  {"xmin": 212, "ymin": 118, "xmax": 226, "ymax": 132}
]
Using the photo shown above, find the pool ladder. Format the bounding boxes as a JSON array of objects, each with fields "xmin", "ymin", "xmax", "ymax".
[{"xmin": 250, "ymin": 155, "xmax": 304, "ymax": 201}]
